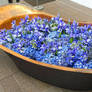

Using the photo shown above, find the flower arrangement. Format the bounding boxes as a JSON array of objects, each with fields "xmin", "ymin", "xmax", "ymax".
[{"xmin": 0, "ymin": 15, "xmax": 92, "ymax": 69}]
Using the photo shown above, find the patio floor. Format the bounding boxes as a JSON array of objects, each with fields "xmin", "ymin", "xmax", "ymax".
[{"xmin": 0, "ymin": 0, "xmax": 92, "ymax": 92}]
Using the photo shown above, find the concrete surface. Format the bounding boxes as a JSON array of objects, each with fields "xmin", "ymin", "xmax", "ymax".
[{"xmin": 0, "ymin": 0, "xmax": 92, "ymax": 92}]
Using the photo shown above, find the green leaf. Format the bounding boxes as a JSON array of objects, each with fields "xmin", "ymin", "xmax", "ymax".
[
  {"xmin": 32, "ymin": 42, "xmax": 37, "ymax": 48},
  {"xmin": 44, "ymin": 49, "xmax": 47, "ymax": 54},
  {"xmin": 5, "ymin": 30, "xmax": 7, "ymax": 33},
  {"xmin": 70, "ymin": 37, "xmax": 74, "ymax": 43},
  {"xmin": 62, "ymin": 29, "xmax": 66, "ymax": 34},
  {"xmin": 59, "ymin": 32, "xmax": 62, "ymax": 38},
  {"xmin": 68, "ymin": 19, "xmax": 71, "ymax": 25},
  {"xmin": 78, "ymin": 41, "xmax": 81, "ymax": 44},
  {"xmin": 55, "ymin": 50, "xmax": 58, "ymax": 56},
  {"xmin": 27, "ymin": 31, "xmax": 31, "ymax": 34},
  {"xmin": 22, "ymin": 31, "xmax": 25, "ymax": 35},
  {"xmin": 9, "ymin": 32, "xmax": 14, "ymax": 43},
  {"xmin": 82, "ymin": 47, "xmax": 86, "ymax": 51},
  {"xmin": 80, "ymin": 37, "xmax": 82, "ymax": 41}
]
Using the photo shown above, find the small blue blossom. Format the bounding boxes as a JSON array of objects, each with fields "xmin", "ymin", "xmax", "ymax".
[
  {"xmin": 73, "ymin": 61, "xmax": 84, "ymax": 69},
  {"xmin": 86, "ymin": 60, "xmax": 92, "ymax": 69},
  {"xmin": 1, "ymin": 15, "xmax": 92, "ymax": 69}
]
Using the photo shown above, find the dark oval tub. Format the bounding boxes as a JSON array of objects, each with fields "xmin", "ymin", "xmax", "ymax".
[{"xmin": 0, "ymin": 5, "xmax": 92, "ymax": 90}]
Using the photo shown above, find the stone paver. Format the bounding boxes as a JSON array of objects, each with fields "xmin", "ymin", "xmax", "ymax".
[
  {"xmin": 0, "ymin": 0, "xmax": 8, "ymax": 6},
  {"xmin": 0, "ymin": 50, "xmax": 19, "ymax": 80},
  {"xmin": 0, "ymin": 76, "xmax": 22, "ymax": 92},
  {"xmin": 13, "ymin": 71, "xmax": 51, "ymax": 92}
]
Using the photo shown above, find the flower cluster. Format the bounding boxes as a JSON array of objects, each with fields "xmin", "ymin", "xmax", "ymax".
[{"xmin": 1, "ymin": 15, "xmax": 92, "ymax": 69}]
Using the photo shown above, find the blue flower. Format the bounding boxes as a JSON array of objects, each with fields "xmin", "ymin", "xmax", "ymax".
[
  {"xmin": 86, "ymin": 60, "xmax": 92, "ymax": 69},
  {"xmin": 73, "ymin": 61, "xmax": 84, "ymax": 69},
  {"xmin": 11, "ymin": 20, "xmax": 16, "ymax": 29},
  {"xmin": 1, "ymin": 15, "xmax": 92, "ymax": 69},
  {"xmin": 0, "ymin": 39, "xmax": 6, "ymax": 45}
]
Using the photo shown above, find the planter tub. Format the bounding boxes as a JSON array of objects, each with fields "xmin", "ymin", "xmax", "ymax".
[{"xmin": 0, "ymin": 4, "xmax": 92, "ymax": 91}]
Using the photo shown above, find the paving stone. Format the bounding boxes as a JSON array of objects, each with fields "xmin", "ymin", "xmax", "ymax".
[
  {"xmin": 13, "ymin": 71, "xmax": 50, "ymax": 92},
  {"xmin": 0, "ymin": 0, "xmax": 8, "ymax": 6},
  {"xmin": 41, "ymin": 0, "xmax": 92, "ymax": 22},
  {"xmin": 0, "ymin": 84, "xmax": 4, "ymax": 92},
  {"xmin": 0, "ymin": 49, "xmax": 7, "ymax": 56},
  {"xmin": 13, "ymin": 71, "xmax": 33, "ymax": 92},
  {"xmin": 44, "ymin": 86, "xmax": 64, "ymax": 92},
  {"xmin": 0, "ymin": 76, "xmax": 22, "ymax": 92},
  {"xmin": 62, "ymin": 89, "xmax": 92, "ymax": 92},
  {"xmin": 44, "ymin": 86, "xmax": 92, "ymax": 92},
  {"xmin": 0, "ymin": 50, "xmax": 19, "ymax": 80}
]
